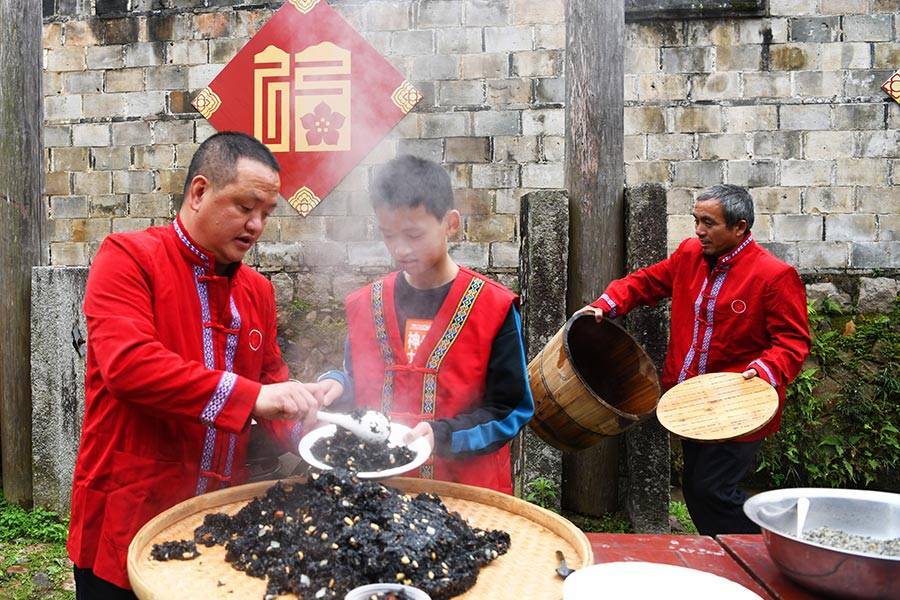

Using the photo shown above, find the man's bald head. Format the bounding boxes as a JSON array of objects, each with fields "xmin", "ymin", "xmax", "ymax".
[{"xmin": 179, "ymin": 132, "xmax": 279, "ymax": 207}]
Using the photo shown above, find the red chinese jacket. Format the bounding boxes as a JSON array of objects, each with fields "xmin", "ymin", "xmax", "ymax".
[
  {"xmin": 344, "ymin": 268, "xmax": 522, "ymax": 493},
  {"xmin": 67, "ymin": 218, "xmax": 298, "ymax": 589},
  {"xmin": 591, "ymin": 236, "xmax": 810, "ymax": 441}
]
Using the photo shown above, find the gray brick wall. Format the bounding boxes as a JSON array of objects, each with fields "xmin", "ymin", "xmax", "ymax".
[{"xmin": 624, "ymin": 3, "xmax": 899, "ymax": 268}]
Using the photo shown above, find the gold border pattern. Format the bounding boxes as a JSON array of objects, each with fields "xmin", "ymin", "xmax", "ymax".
[
  {"xmin": 390, "ymin": 80, "xmax": 423, "ymax": 114},
  {"xmin": 286, "ymin": 186, "xmax": 321, "ymax": 216},
  {"xmin": 192, "ymin": 88, "xmax": 222, "ymax": 119},
  {"xmin": 287, "ymin": 0, "xmax": 321, "ymax": 14}
]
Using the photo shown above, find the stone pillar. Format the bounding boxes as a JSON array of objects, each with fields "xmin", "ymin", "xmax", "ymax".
[
  {"xmin": 31, "ymin": 267, "xmax": 89, "ymax": 514},
  {"xmin": 623, "ymin": 184, "xmax": 670, "ymax": 532},
  {"xmin": 519, "ymin": 190, "xmax": 568, "ymax": 511}
]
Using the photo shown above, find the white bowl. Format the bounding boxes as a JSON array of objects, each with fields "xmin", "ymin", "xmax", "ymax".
[
  {"xmin": 344, "ymin": 582, "xmax": 432, "ymax": 600},
  {"xmin": 298, "ymin": 423, "xmax": 432, "ymax": 479}
]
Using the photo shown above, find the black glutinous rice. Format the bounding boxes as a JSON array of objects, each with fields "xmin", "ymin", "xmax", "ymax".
[
  {"xmin": 311, "ymin": 423, "xmax": 416, "ymax": 472},
  {"xmin": 150, "ymin": 539, "xmax": 200, "ymax": 561},
  {"xmin": 169, "ymin": 469, "xmax": 509, "ymax": 599}
]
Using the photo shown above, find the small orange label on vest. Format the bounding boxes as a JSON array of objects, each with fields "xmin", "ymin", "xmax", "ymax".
[{"xmin": 404, "ymin": 319, "xmax": 432, "ymax": 363}]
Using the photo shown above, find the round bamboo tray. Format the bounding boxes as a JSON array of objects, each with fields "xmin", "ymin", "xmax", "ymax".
[
  {"xmin": 656, "ymin": 372, "xmax": 778, "ymax": 441},
  {"xmin": 128, "ymin": 477, "xmax": 593, "ymax": 600}
]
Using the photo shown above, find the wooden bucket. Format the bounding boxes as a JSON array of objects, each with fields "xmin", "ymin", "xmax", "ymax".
[{"xmin": 528, "ymin": 314, "xmax": 660, "ymax": 452}]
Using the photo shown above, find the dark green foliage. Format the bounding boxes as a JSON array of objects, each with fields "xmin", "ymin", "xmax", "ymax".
[
  {"xmin": 756, "ymin": 300, "xmax": 900, "ymax": 491},
  {"xmin": 0, "ymin": 495, "xmax": 69, "ymax": 544}
]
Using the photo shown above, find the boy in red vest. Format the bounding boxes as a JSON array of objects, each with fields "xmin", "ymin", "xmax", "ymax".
[{"xmin": 313, "ymin": 155, "xmax": 534, "ymax": 494}]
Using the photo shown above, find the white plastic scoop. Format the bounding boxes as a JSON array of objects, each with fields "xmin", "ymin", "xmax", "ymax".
[
  {"xmin": 316, "ymin": 410, "xmax": 391, "ymax": 444},
  {"xmin": 795, "ymin": 496, "xmax": 810, "ymax": 539}
]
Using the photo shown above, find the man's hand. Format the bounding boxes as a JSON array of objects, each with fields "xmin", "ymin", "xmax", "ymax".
[
  {"xmin": 252, "ymin": 380, "xmax": 320, "ymax": 426},
  {"xmin": 309, "ymin": 379, "xmax": 343, "ymax": 408},
  {"xmin": 741, "ymin": 368, "xmax": 758, "ymax": 379},
  {"xmin": 402, "ymin": 422, "xmax": 435, "ymax": 450},
  {"xmin": 575, "ymin": 305, "xmax": 604, "ymax": 323}
]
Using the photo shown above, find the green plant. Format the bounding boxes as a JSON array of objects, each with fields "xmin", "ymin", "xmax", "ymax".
[
  {"xmin": 564, "ymin": 511, "xmax": 633, "ymax": 534},
  {"xmin": 524, "ymin": 476, "xmax": 559, "ymax": 510},
  {"xmin": 756, "ymin": 300, "xmax": 900, "ymax": 491},
  {"xmin": 668, "ymin": 500, "xmax": 698, "ymax": 534},
  {"xmin": 0, "ymin": 496, "xmax": 68, "ymax": 544}
]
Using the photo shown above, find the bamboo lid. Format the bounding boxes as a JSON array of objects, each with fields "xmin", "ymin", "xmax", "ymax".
[{"xmin": 656, "ymin": 372, "xmax": 778, "ymax": 441}]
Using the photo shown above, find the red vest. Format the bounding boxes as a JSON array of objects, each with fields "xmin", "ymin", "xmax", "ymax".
[{"xmin": 345, "ymin": 268, "xmax": 517, "ymax": 493}]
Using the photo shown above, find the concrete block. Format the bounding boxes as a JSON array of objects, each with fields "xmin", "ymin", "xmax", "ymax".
[
  {"xmin": 871, "ymin": 0, "xmax": 900, "ymax": 12},
  {"xmin": 860, "ymin": 130, "xmax": 900, "ymax": 158},
  {"xmin": 124, "ymin": 42, "xmax": 164, "ymax": 68},
  {"xmin": 489, "ymin": 241, "xmax": 519, "ymax": 268},
  {"xmin": 44, "ymin": 125, "xmax": 72, "ymax": 148},
  {"xmin": 511, "ymin": 50, "xmax": 562, "ymax": 78},
  {"xmin": 391, "ymin": 30, "xmax": 435, "ymax": 55},
  {"xmin": 420, "ymin": 112, "xmax": 467, "ymax": 138},
  {"xmin": 437, "ymin": 80, "xmax": 485, "ymax": 105},
  {"xmin": 820, "ymin": 42, "xmax": 871, "ymax": 70},
  {"xmin": 858, "ymin": 187, "xmax": 900, "ymax": 214},
  {"xmin": 152, "ymin": 120, "xmax": 193, "ymax": 145},
  {"xmin": 789, "ymin": 16, "xmax": 840, "ymax": 42},
  {"xmin": 104, "ymin": 68, "xmax": 144, "ymax": 93},
  {"xmin": 45, "ymin": 172, "xmax": 72, "ymax": 197},
  {"xmin": 770, "ymin": 0, "xmax": 817, "ymax": 16},
  {"xmin": 509, "ymin": 0, "xmax": 564, "ymax": 25},
  {"xmin": 466, "ymin": 214, "xmax": 516, "ymax": 242},
  {"xmin": 472, "ymin": 163, "xmax": 520, "ymax": 188},
  {"xmin": 91, "ymin": 146, "xmax": 132, "ymax": 171},
  {"xmin": 803, "ymin": 187, "xmax": 854, "ymax": 214},
  {"xmin": 90, "ymin": 195, "xmax": 128, "ymax": 217},
  {"xmin": 535, "ymin": 77, "xmax": 564, "ymax": 105},
  {"xmin": 797, "ymin": 241, "xmax": 849, "ymax": 269},
  {"xmin": 690, "ymin": 73, "xmax": 740, "ymax": 101},
  {"xmin": 124, "ymin": 90, "xmax": 166, "ymax": 116},
  {"xmin": 805, "ymin": 130, "xmax": 856, "ymax": 159},
  {"xmin": 455, "ymin": 188, "xmax": 493, "ymax": 215},
  {"xmin": 769, "ymin": 44, "xmax": 816, "ymax": 71},
  {"xmin": 146, "ymin": 65, "xmax": 188, "ymax": 91},
  {"xmin": 636, "ymin": 74, "xmax": 689, "ymax": 101},
  {"xmin": 542, "ymin": 136, "xmax": 564, "ymax": 162},
  {"xmin": 851, "ymin": 242, "xmax": 900, "ymax": 269},
  {"xmin": 485, "ymin": 26, "xmax": 532, "ymax": 52},
  {"xmin": 449, "ymin": 241, "xmax": 489, "ymax": 268},
  {"xmin": 521, "ymin": 162, "xmax": 564, "ymax": 189},
  {"xmin": 724, "ymin": 105, "xmax": 778, "ymax": 132},
  {"xmin": 752, "ymin": 130, "xmax": 801, "ymax": 159},
  {"xmin": 738, "ymin": 18, "xmax": 788, "ymax": 44},
  {"xmin": 845, "ymin": 69, "xmax": 895, "ymax": 98},
  {"xmin": 624, "ymin": 135, "xmax": 646, "ymax": 162},
  {"xmin": 473, "ymin": 110, "xmax": 521, "ymax": 136},
  {"xmin": 129, "ymin": 193, "xmax": 173, "ymax": 218},
  {"xmin": 134, "ymin": 145, "xmax": 175, "ymax": 170},
  {"xmin": 743, "ymin": 72, "xmax": 791, "ymax": 97},
  {"xmin": 873, "ymin": 42, "xmax": 900, "ymax": 69},
  {"xmin": 792, "ymin": 70, "xmax": 845, "ymax": 98},
  {"xmin": 63, "ymin": 71, "xmax": 102, "ymax": 94},
  {"xmin": 672, "ymin": 161, "xmax": 723, "ymax": 187},
  {"xmin": 436, "ymin": 27, "xmax": 482, "ymax": 54},
  {"xmin": 879, "ymin": 215, "xmax": 900, "ymax": 241},
  {"xmin": 781, "ymin": 159, "xmax": 832, "ymax": 186},
  {"xmin": 725, "ymin": 160, "xmax": 778, "ymax": 187},
  {"xmin": 459, "ymin": 53, "xmax": 508, "ymax": 79},
  {"xmin": 857, "ymin": 277, "xmax": 899, "ymax": 313},
  {"xmin": 647, "ymin": 133, "xmax": 693, "ymax": 160},
  {"xmin": 31, "ymin": 267, "xmax": 89, "ymax": 513},
  {"xmin": 716, "ymin": 44, "xmax": 763, "ymax": 71},
  {"xmin": 625, "ymin": 106, "xmax": 666, "ymax": 135},
  {"xmin": 773, "ymin": 214, "xmax": 822, "ymax": 241},
  {"xmin": 113, "ymin": 170, "xmax": 154, "ymax": 194},
  {"xmin": 819, "ymin": 0, "xmax": 868, "ymax": 13},
  {"xmin": 411, "ymin": 54, "xmax": 459, "ymax": 80},
  {"xmin": 166, "ymin": 40, "xmax": 208, "ymax": 65},
  {"xmin": 486, "ymin": 78, "xmax": 533, "ymax": 107},
  {"xmin": 464, "ymin": 0, "xmax": 509, "ymax": 26},
  {"xmin": 111, "ymin": 121, "xmax": 151, "ymax": 146},
  {"xmin": 662, "ymin": 47, "xmax": 711, "ymax": 73},
  {"xmin": 843, "ymin": 14, "xmax": 893, "ymax": 42},
  {"xmin": 698, "ymin": 133, "xmax": 748, "ymax": 160},
  {"xmin": 687, "ymin": 20, "xmax": 737, "ymax": 47},
  {"xmin": 780, "ymin": 104, "xmax": 831, "ymax": 130},
  {"xmin": 493, "ymin": 136, "xmax": 539, "ymax": 163},
  {"xmin": 521, "ymin": 109, "xmax": 563, "ymax": 135},
  {"xmin": 625, "ymin": 161, "xmax": 669, "ymax": 186},
  {"xmin": 188, "ymin": 63, "xmax": 224, "ymax": 90},
  {"xmin": 73, "ymin": 171, "xmax": 112, "ymax": 195},
  {"xmin": 46, "ymin": 47, "xmax": 86, "ymax": 72},
  {"xmin": 281, "ymin": 216, "xmax": 327, "ymax": 242},
  {"xmin": 672, "ymin": 106, "xmax": 721, "ymax": 133},
  {"xmin": 50, "ymin": 196, "xmax": 88, "ymax": 219},
  {"xmin": 534, "ymin": 24, "xmax": 565, "ymax": 50},
  {"xmin": 825, "ymin": 214, "xmax": 876, "ymax": 242},
  {"xmin": 626, "ymin": 47, "xmax": 661, "ymax": 74},
  {"xmin": 81, "ymin": 92, "xmax": 126, "ymax": 119},
  {"xmin": 751, "ymin": 187, "xmax": 801, "ymax": 213},
  {"xmin": 626, "ymin": 21, "xmax": 684, "ymax": 48},
  {"xmin": 836, "ymin": 159, "xmax": 889, "ymax": 186},
  {"xmin": 416, "ymin": 0, "xmax": 463, "ymax": 28},
  {"xmin": 52, "ymin": 147, "xmax": 89, "ymax": 172},
  {"xmin": 111, "ymin": 217, "xmax": 152, "ymax": 233},
  {"xmin": 832, "ymin": 103, "xmax": 885, "ymax": 130},
  {"xmin": 45, "ymin": 95, "xmax": 82, "ymax": 121}
]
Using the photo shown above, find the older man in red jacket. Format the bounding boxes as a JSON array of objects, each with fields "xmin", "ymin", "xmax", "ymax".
[
  {"xmin": 67, "ymin": 132, "xmax": 320, "ymax": 598},
  {"xmin": 581, "ymin": 184, "xmax": 810, "ymax": 536}
]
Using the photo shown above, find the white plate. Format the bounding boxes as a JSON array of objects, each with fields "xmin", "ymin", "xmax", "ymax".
[
  {"xmin": 563, "ymin": 561, "xmax": 764, "ymax": 600},
  {"xmin": 298, "ymin": 423, "xmax": 432, "ymax": 479}
]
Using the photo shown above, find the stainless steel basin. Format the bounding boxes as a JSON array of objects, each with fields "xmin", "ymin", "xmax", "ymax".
[{"xmin": 744, "ymin": 488, "xmax": 900, "ymax": 599}]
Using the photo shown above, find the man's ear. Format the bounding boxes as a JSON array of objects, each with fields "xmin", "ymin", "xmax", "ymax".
[
  {"xmin": 734, "ymin": 219, "xmax": 749, "ymax": 237},
  {"xmin": 184, "ymin": 175, "xmax": 211, "ymax": 212},
  {"xmin": 445, "ymin": 209, "xmax": 461, "ymax": 238}
]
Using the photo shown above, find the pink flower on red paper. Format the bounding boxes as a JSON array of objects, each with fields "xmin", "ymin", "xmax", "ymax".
[{"xmin": 300, "ymin": 102, "xmax": 345, "ymax": 146}]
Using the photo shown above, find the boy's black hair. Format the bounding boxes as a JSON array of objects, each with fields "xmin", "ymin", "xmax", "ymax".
[
  {"xmin": 180, "ymin": 132, "xmax": 280, "ymax": 205},
  {"xmin": 372, "ymin": 155, "xmax": 454, "ymax": 219}
]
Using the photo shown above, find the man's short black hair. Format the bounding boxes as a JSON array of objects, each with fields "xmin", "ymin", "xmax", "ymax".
[
  {"xmin": 372, "ymin": 155, "xmax": 454, "ymax": 219},
  {"xmin": 181, "ymin": 131, "xmax": 280, "ymax": 201}
]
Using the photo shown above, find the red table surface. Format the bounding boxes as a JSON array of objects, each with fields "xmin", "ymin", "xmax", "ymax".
[
  {"xmin": 586, "ymin": 533, "xmax": 772, "ymax": 598},
  {"xmin": 718, "ymin": 535, "xmax": 824, "ymax": 600}
]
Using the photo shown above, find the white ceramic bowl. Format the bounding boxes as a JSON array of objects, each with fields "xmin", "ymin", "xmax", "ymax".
[{"xmin": 344, "ymin": 582, "xmax": 432, "ymax": 600}]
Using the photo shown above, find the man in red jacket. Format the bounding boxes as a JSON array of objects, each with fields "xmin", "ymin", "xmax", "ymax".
[
  {"xmin": 580, "ymin": 184, "xmax": 810, "ymax": 535},
  {"xmin": 68, "ymin": 132, "xmax": 320, "ymax": 598}
]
